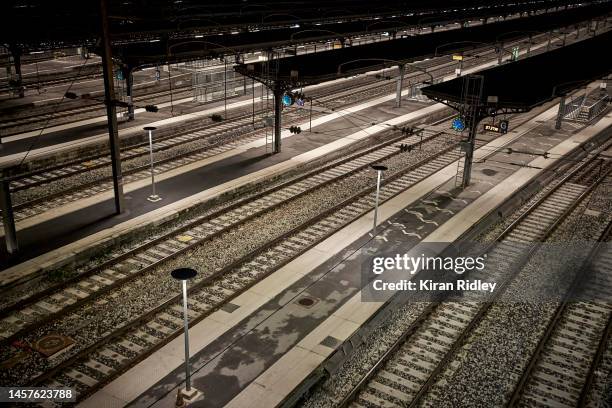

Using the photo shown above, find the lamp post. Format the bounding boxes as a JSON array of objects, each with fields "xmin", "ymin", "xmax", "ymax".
[
  {"xmin": 171, "ymin": 268, "xmax": 198, "ymax": 397},
  {"xmin": 371, "ymin": 164, "xmax": 388, "ymax": 236},
  {"xmin": 144, "ymin": 126, "xmax": 161, "ymax": 202}
]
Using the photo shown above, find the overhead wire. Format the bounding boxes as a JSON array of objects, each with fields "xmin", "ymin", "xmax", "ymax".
[{"xmin": 16, "ymin": 54, "xmax": 93, "ymax": 168}]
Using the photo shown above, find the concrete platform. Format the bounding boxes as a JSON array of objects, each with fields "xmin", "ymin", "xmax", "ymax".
[{"xmin": 78, "ymin": 104, "xmax": 611, "ymax": 407}]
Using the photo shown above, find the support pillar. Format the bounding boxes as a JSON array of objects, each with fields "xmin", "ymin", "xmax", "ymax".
[
  {"xmin": 125, "ymin": 67, "xmax": 134, "ymax": 121},
  {"xmin": 0, "ymin": 178, "xmax": 18, "ymax": 254},
  {"xmin": 100, "ymin": 0, "xmax": 125, "ymax": 214},
  {"xmin": 395, "ymin": 64, "xmax": 405, "ymax": 108},
  {"xmin": 273, "ymin": 84, "xmax": 282, "ymax": 154},
  {"xmin": 458, "ymin": 75, "xmax": 484, "ymax": 188},
  {"xmin": 461, "ymin": 118, "xmax": 478, "ymax": 188},
  {"xmin": 11, "ymin": 47, "xmax": 24, "ymax": 98},
  {"xmin": 497, "ymin": 42, "xmax": 503, "ymax": 65},
  {"xmin": 555, "ymin": 96, "xmax": 566, "ymax": 130},
  {"xmin": 526, "ymin": 34, "xmax": 532, "ymax": 56}
]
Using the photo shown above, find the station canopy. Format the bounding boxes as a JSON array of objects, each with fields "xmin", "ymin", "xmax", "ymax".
[
  {"xmin": 113, "ymin": 0, "xmax": 577, "ymax": 67},
  {"xmin": 235, "ymin": 2, "xmax": 611, "ymax": 88},
  {"xmin": 421, "ymin": 29, "xmax": 612, "ymax": 112},
  {"xmin": 1, "ymin": 0, "xmax": 566, "ymax": 50}
]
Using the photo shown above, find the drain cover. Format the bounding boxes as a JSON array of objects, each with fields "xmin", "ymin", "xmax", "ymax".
[
  {"xmin": 32, "ymin": 334, "xmax": 74, "ymax": 357},
  {"xmin": 296, "ymin": 296, "xmax": 318, "ymax": 308},
  {"xmin": 482, "ymin": 168, "xmax": 497, "ymax": 176}
]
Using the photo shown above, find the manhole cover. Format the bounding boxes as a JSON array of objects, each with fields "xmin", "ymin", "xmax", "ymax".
[
  {"xmin": 296, "ymin": 296, "xmax": 318, "ymax": 308},
  {"xmin": 482, "ymin": 168, "xmax": 497, "ymax": 176},
  {"xmin": 32, "ymin": 334, "xmax": 74, "ymax": 357}
]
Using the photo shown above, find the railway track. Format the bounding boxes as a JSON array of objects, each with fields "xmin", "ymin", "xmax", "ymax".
[
  {"xmin": 0, "ymin": 126, "xmax": 447, "ymax": 343},
  {"xmin": 0, "ymin": 85, "xmax": 195, "ymax": 136},
  {"xmin": 2, "ymin": 73, "xmax": 420, "ymax": 223},
  {"xmin": 0, "ymin": 63, "xmax": 103, "ymax": 97},
  {"xmin": 507, "ymin": 221, "xmax": 612, "ymax": 407},
  {"xmin": 0, "ymin": 120, "xmax": 476, "ymax": 402},
  {"xmin": 7, "ymin": 70, "xmax": 394, "ymax": 193},
  {"xmin": 337, "ymin": 140, "xmax": 612, "ymax": 408}
]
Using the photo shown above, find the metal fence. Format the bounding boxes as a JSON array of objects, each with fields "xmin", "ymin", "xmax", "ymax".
[{"xmin": 565, "ymin": 93, "xmax": 609, "ymax": 123}]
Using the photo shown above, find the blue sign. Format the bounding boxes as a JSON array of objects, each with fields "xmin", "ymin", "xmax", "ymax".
[
  {"xmin": 451, "ymin": 117, "xmax": 466, "ymax": 132},
  {"xmin": 282, "ymin": 93, "xmax": 294, "ymax": 106}
]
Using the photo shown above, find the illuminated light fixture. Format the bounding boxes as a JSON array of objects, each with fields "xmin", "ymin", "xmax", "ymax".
[
  {"xmin": 282, "ymin": 93, "xmax": 294, "ymax": 106},
  {"xmin": 451, "ymin": 117, "xmax": 466, "ymax": 132}
]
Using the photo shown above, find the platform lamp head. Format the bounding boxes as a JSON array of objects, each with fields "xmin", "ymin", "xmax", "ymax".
[
  {"xmin": 171, "ymin": 267, "xmax": 198, "ymax": 393},
  {"xmin": 371, "ymin": 164, "xmax": 388, "ymax": 172},
  {"xmin": 171, "ymin": 268, "xmax": 198, "ymax": 281}
]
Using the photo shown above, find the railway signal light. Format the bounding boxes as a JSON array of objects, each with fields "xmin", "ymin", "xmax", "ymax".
[
  {"xmin": 399, "ymin": 143, "xmax": 413, "ymax": 153},
  {"xmin": 499, "ymin": 119, "xmax": 509, "ymax": 133},
  {"xmin": 282, "ymin": 93, "xmax": 295, "ymax": 107},
  {"xmin": 289, "ymin": 125, "xmax": 302, "ymax": 134},
  {"xmin": 145, "ymin": 105, "xmax": 159, "ymax": 112},
  {"xmin": 451, "ymin": 117, "xmax": 466, "ymax": 132}
]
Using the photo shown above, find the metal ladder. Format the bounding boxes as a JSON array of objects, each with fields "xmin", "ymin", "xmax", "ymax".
[{"xmin": 455, "ymin": 148, "xmax": 466, "ymax": 188}]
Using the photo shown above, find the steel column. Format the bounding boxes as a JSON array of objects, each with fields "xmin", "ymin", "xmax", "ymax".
[
  {"xmin": 527, "ymin": 34, "xmax": 532, "ymax": 56},
  {"xmin": 181, "ymin": 280, "xmax": 192, "ymax": 391},
  {"xmin": 100, "ymin": 0, "xmax": 125, "ymax": 214},
  {"xmin": 395, "ymin": 64, "xmax": 405, "ymax": 108},
  {"xmin": 461, "ymin": 120, "xmax": 478, "ymax": 188},
  {"xmin": 12, "ymin": 48, "xmax": 24, "ymax": 98},
  {"xmin": 126, "ymin": 67, "xmax": 134, "ymax": 121},
  {"xmin": 224, "ymin": 59, "xmax": 228, "ymax": 118},
  {"xmin": 555, "ymin": 96, "xmax": 566, "ymax": 130},
  {"xmin": 273, "ymin": 84, "xmax": 282, "ymax": 153},
  {"xmin": 0, "ymin": 178, "xmax": 18, "ymax": 254},
  {"xmin": 373, "ymin": 170, "xmax": 382, "ymax": 234},
  {"xmin": 252, "ymin": 78, "xmax": 255, "ymax": 127}
]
